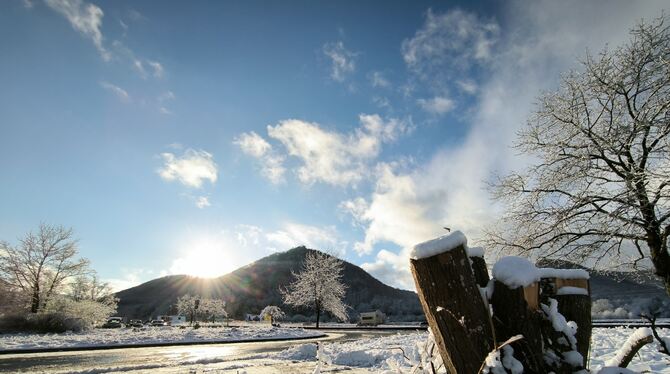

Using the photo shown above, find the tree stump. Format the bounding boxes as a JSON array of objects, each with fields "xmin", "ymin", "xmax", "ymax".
[
  {"xmin": 470, "ymin": 256, "xmax": 490, "ymax": 288},
  {"xmin": 490, "ymin": 281, "xmax": 544, "ymax": 373},
  {"xmin": 410, "ymin": 243, "xmax": 494, "ymax": 374},
  {"xmin": 555, "ymin": 292, "xmax": 591, "ymax": 365}
]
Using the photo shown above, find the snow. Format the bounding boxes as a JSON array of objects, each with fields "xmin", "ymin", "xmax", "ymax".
[
  {"xmin": 556, "ymin": 286, "xmax": 589, "ymax": 296},
  {"xmin": 410, "ymin": 231, "xmax": 467, "ymax": 259},
  {"xmin": 263, "ymin": 326, "xmax": 670, "ymax": 373},
  {"xmin": 467, "ymin": 246, "xmax": 485, "ymax": 258},
  {"xmin": 603, "ymin": 327, "xmax": 653, "ymax": 367},
  {"xmin": 491, "ymin": 256, "xmax": 540, "ymax": 288},
  {"xmin": 0, "ymin": 325, "xmax": 322, "ymax": 351},
  {"xmin": 538, "ymin": 268, "xmax": 590, "ymax": 280}
]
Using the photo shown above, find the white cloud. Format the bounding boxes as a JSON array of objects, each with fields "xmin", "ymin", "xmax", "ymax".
[
  {"xmin": 157, "ymin": 148, "xmax": 218, "ymax": 188},
  {"xmin": 147, "ymin": 60, "xmax": 164, "ymax": 78},
  {"xmin": 106, "ymin": 268, "xmax": 154, "ymax": 292},
  {"xmin": 264, "ymin": 223, "xmax": 344, "ymax": 253},
  {"xmin": 195, "ymin": 196, "xmax": 210, "ymax": 209},
  {"xmin": 45, "ymin": 0, "xmax": 110, "ymax": 61},
  {"xmin": 369, "ymin": 71, "xmax": 390, "ymax": 88},
  {"xmin": 157, "ymin": 91, "xmax": 175, "ymax": 115},
  {"xmin": 402, "ymin": 8, "xmax": 499, "ymax": 77},
  {"xmin": 265, "ymin": 114, "xmax": 410, "ymax": 187},
  {"xmin": 323, "ymin": 41, "xmax": 356, "ymax": 82},
  {"xmin": 353, "ymin": 1, "xmax": 668, "ymax": 290},
  {"xmin": 457, "ymin": 79, "xmax": 478, "ymax": 95},
  {"xmin": 22, "ymin": 0, "xmax": 34, "ymax": 9},
  {"xmin": 417, "ymin": 96, "xmax": 454, "ymax": 115},
  {"xmin": 234, "ymin": 132, "xmax": 286, "ymax": 184},
  {"xmin": 234, "ymin": 223, "xmax": 346, "ymax": 255},
  {"xmin": 99, "ymin": 81, "xmax": 130, "ymax": 102}
]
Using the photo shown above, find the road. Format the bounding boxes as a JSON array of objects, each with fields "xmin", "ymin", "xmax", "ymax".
[{"xmin": 0, "ymin": 330, "xmax": 404, "ymax": 373}]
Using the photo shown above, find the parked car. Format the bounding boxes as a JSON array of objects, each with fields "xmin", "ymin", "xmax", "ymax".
[
  {"xmin": 102, "ymin": 317, "xmax": 124, "ymax": 328},
  {"xmin": 150, "ymin": 319, "xmax": 167, "ymax": 326},
  {"xmin": 128, "ymin": 319, "xmax": 144, "ymax": 328}
]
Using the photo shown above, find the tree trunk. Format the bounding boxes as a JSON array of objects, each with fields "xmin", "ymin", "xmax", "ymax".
[
  {"xmin": 490, "ymin": 281, "xmax": 544, "ymax": 373},
  {"xmin": 315, "ymin": 304, "xmax": 321, "ymax": 329},
  {"xmin": 610, "ymin": 333, "xmax": 653, "ymax": 368},
  {"xmin": 470, "ymin": 256, "xmax": 490, "ymax": 287},
  {"xmin": 410, "ymin": 244, "xmax": 494, "ymax": 374},
  {"xmin": 555, "ymin": 293, "xmax": 591, "ymax": 364},
  {"xmin": 30, "ymin": 284, "xmax": 40, "ymax": 313}
]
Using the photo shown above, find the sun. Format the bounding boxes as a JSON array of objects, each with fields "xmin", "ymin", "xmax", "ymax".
[{"xmin": 170, "ymin": 236, "xmax": 237, "ymax": 278}]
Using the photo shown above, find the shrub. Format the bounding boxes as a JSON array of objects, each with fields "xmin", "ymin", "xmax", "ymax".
[{"xmin": 0, "ymin": 312, "xmax": 88, "ymax": 333}]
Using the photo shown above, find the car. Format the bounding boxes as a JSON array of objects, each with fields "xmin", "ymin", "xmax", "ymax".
[
  {"xmin": 150, "ymin": 319, "xmax": 167, "ymax": 326},
  {"xmin": 102, "ymin": 317, "xmax": 124, "ymax": 328},
  {"xmin": 127, "ymin": 319, "xmax": 144, "ymax": 328}
]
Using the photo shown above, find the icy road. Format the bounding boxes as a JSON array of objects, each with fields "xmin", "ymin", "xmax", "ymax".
[{"xmin": 0, "ymin": 330, "xmax": 402, "ymax": 373}]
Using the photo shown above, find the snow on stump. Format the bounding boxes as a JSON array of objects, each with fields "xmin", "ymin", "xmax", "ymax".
[
  {"xmin": 468, "ymin": 246, "xmax": 490, "ymax": 287},
  {"xmin": 410, "ymin": 231, "xmax": 494, "ymax": 374},
  {"xmin": 491, "ymin": 256, "xmax": 545, "ymax": 373},
  {"xmin": 540, "ymin": 268, "xmax": 591, "ymax": 364}
]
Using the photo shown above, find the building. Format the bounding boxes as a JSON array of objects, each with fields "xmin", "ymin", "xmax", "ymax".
[{"xmin": 358, "ymin": 310, "xmax": 386, "ymax": 326}]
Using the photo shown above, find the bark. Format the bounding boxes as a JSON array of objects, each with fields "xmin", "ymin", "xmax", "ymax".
[
  {"xmin": 555, "ymin": 293, "xmax": 592, "ymax": 364},
  {"xmin": 490, "ymin": 281, "xmax": 545, "ymax": 373},
  {"xmin": 470, "ymin": 256, "xmax": 490, "ymax": 287},
  {"xmin": 410, "ymin": 244, "xmax": 494, "ymax": 374}
]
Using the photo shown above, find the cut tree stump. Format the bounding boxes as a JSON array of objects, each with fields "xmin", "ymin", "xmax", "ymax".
[
  {"xmin": 470, "ymin": 256, "xmax": 490, "ymax": 288},
  {"xmin": 410, "ymin": 243, "xmax": 494, "ymax": 374},
  {"xmin": 490, "ymin": 281, "xmax": 544, "ymax": 373},
  {"xmin": 555, "ymin": 292, "xmax": 591, "ymax": 365}
]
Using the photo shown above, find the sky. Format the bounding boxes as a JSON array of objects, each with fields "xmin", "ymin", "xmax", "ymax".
[{"xmin": 0, "ymin": 0, "xmax": 667, "ymax": 291}]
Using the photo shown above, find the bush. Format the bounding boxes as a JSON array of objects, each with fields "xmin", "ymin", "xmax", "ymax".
[{"xmin": 0, "ymin": 312, "xmax": 88, "ymax": 333}]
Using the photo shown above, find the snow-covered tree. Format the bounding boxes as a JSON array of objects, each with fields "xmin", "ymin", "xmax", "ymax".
[
  {"xmin": 486, "ymin": 16, "xmax": 670, "ymax": 294},
  {"xmin": 0, "ymin": 224, "xmax": 90, "ymax": 313},
  {"xmin": 260, "ymin": 305, "xmax": 285, "ymax": 324},
  {"xmin": 176, "ymin": 295, "xmax": 227, "ymax": 324},
  {"xmin": 43, "ymin": 296, "xmax": 116, "ymax": 329},
  {"xmin": 199, "ymin": 298, "xmax": 227, "ymax": 323},
  {"xmin": 281, "ymin": 250, "xmax": 348, "ymax": 328}
]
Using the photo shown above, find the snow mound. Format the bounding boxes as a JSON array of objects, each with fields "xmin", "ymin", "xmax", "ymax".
[
  {"xmin": 492, "ymin": 256, "xmax": 540, "ymax": 288},
  {"xmin": 410, "ymin": 231, "xmax": 467, "ymax": 259}
]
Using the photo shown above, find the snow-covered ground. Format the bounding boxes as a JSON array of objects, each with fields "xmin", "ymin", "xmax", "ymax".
[
  {"xmin": 0, "ymin": 325, "xmax": 322, "ymax": 351},
  {"xmin": 262, "ymin": 328, "xmax": 670, "ymax": 373}
]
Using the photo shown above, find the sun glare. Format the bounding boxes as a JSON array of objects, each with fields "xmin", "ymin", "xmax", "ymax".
[{"xmin": 170, "ymin": 236, "xmax": 237, "ymax": 278}]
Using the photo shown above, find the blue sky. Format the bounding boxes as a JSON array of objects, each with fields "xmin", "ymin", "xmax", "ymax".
[{"xmin": 0, "ymin": 0, "xmax": 666, "ymax": 291}]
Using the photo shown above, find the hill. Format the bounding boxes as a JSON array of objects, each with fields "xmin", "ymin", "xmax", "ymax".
[{"xmin": 115, "ymin": 246, "xmax": 423, "ymax": 321}]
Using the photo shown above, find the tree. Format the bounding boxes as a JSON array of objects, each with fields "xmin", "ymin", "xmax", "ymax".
[
  {"xmin": 176, "ymin": 295, "xmax": 227, "ymax": 325},
  {"xmin": 199, "ymin": 298, "xmax": 227, "ymax": 323},
  {"xmin": 0, "ymin": 224, "xmax": 90, "ymax": 313},
  {"xmin": 176, "ymin": 294, "xmax": 200, "ymax": 325},
  {"xmin": 260, "ymin": 305, "xmax": 285, "ymax": 325},
  {"xmin": 281, "ymin": 250, "xmax": 348, "ymax": 328},
  {"xmin": 486, "ymin": 17, "xmax": 670, "ymax": 294}
]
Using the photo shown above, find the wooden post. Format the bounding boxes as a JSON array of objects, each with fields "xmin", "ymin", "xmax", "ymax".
[
  {"xmin": 410, "ymin": 243, "xmax": 494, "ymax": 374},
  {"xmin": 490, "ymin": 281, "xmax": 545, "ymax": 373},
  {"xmin": 555, "ymin": 281, "xmax": 592, "ymax": 364},
  {"xmin": 470, "ymin": 256, "xmax": 490, "ymax": 288}
]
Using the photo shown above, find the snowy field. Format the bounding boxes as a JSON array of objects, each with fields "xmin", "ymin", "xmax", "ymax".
[
  {"xmin": 0, "ymin": 325, "xmax": 322, "ymax": 351},
  {"xmin": 259, "ymin": 328, "xmax": 670, "ymax": 373}
]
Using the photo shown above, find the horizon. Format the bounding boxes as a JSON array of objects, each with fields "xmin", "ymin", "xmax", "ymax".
[{"xmin": 1, "ymin": 0, "xmax": 667, "ymax": 292}]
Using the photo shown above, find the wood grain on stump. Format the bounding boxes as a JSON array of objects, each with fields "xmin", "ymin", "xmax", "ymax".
[{"xmin": 410, "ymin": 244, "xmax": 494, "ymax": 374}]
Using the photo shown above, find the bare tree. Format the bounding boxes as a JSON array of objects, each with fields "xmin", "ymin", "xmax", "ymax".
[
  {"xmin": 0, "ymin": 224, "xmax": 90, "ymax": 313},
  {"xmin": 281, "ymin": 250, "xmax": 348, "ymax": 328},
  {"xmin": 486, "ymin": 17, "xmax": 670, "ymax": 293}
]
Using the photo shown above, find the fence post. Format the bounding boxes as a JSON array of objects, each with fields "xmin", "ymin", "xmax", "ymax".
[{"xmin": 410, "ymin": 232, "xmax": 494, "ymax": 373}]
